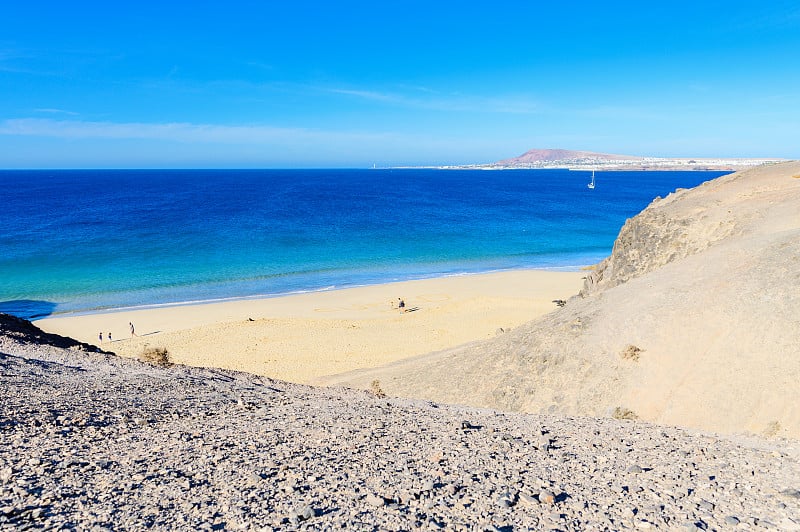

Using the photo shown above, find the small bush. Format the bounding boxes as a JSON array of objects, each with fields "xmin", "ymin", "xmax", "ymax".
[
  {"xmin": 763, "ymin": 421, "xmax": 781, "ymax": 437},
  {"xmin": 611, "ymin": 407, "xmax": 638, "ymax": 420},
  {"xmin": 139, "ymin": 346, "xmax": 171, "ymax": 367},
  {"xmin": 370, "ymin": 379, "xmax": 386, "ymax": 399},
  {"xmin": 620, "ymin": 344, "xmax": 643, "ymax": 362}
]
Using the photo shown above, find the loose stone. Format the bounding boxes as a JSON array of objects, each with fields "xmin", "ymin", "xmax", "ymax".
[
  {"xmin": 538, "ymin": 490, "xmax": 556, "ymax": 505},
  {"xmin": 724, "ymin": 515, "xmax": 740, "ymax": 526},
  {"xmin": 293, "ymin": 504, "xmax": 316, "ymax": 521},
  {"xmin": 366, "ymin": 494, "xmax": 386, "ymax": 507}
]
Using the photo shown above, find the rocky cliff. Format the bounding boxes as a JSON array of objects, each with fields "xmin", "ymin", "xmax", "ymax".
[{"xmin": 580, "ymin": 178, "xmax": 744, "ymax": 294}]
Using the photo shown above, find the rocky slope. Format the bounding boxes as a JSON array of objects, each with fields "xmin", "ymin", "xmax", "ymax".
[
  {"xmin": 0, "ymin": 313, "xmax": 108, "ymax": 354},
  {"xmin": 2, "ymin": 322, "xmax": 800, "ymax": 530},
  {"xmin": 320, "ymin": 162, "xmax": 800, "ymax": 439}
]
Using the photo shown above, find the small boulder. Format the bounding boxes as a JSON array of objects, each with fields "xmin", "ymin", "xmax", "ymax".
[
  {"xmin": 538, "ymin": 490, "xmax": 556, "ymax": 505},
  {"xmin": 365, "ymin": 494, "xmax": 386, "ymax": 507}
]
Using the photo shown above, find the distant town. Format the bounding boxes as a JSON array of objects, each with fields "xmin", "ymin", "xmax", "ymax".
[{"xmin": 408, "ymin": 149, "xmax": 787, "ymax": 171}]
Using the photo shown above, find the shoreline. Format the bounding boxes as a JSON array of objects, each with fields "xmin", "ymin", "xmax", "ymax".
[
  {"xmin": 3, "ymin": 167, "xmax": 723, "ymax": 320},
  {"xmin": 31, "ymin": 264, "xmax": 594, "ymax": 320},
  {"xmin": 35, "ymin": 269, "xmax": 585, "ymax": 384}
]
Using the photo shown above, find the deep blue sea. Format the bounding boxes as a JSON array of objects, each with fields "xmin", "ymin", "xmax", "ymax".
[{"xmin": 0, "ymin": 169, "xmax": 725, "ymax": 319}]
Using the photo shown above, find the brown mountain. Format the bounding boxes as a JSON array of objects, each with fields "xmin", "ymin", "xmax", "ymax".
[{"xmin": 496, "ymin": 148, "xmax": 642, "ymax": 166}]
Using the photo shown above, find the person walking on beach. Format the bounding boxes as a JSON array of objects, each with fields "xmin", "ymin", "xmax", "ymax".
[
  {"xmin": 129, "ymin": 322, "xmax": 136, "ymax": 337},
  {"xmin": 398, "ymin": 298, "xmax": 406, "ymax": 312},
  {"xmin": 99, "ymin": 332, "xmax": 103, "ymax": 344},
  {"xmin": 108, "ymin": 332, "xmax": 112, "ymax": 342}
]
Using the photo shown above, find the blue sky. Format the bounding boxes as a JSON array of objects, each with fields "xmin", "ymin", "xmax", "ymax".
[{"xmin": 1, "ymin": 1, "xmax": 798, "ymax": 168}]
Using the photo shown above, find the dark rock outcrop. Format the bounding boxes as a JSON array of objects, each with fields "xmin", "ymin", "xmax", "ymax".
[{"xmin": 0, "ymin": 313, "xmax": 110, "ymax": 354}]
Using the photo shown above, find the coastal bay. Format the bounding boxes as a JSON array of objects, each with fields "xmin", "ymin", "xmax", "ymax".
[
  {"xmin": 4, "ymin": 3, "xmax": 799, "ymax": 528},
  {"xmin": 0, "ymin": 168, "xmax": 718, "ymax": 318},
  {"xmin": 5, "ymin": 162, "xmax": 799, "ymax": 530}
]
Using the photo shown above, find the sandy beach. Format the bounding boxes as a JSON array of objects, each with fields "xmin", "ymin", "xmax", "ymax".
[{"xmin": 36, "ymin": 269, "xmax": 584, "ymax": 384}]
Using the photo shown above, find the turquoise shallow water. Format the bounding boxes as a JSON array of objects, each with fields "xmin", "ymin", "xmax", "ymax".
[{"xmin": 0, "ymin": 168, "xmax": 725, "ymax": 319}]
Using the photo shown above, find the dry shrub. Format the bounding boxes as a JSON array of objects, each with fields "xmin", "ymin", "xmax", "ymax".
[
  {"xmin": 370, "ymin": 379, "xmax": 386, "ymax": 399},
  {"xmin": 620, "ymin": 344, "xmax": 643, "ymax": 362},
  {"xmin": 763, "ymin": 421, "xmax": 781, "ymax": 437},
  {"xmin": 139, "ymin": 346, "xmax": 171, "ymax": 367},
  {"xmin": 611, "ymin": 407, "xmax": 638, "ymax": 420}
]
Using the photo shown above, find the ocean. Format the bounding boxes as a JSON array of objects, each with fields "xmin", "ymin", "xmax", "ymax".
[{"xmin": 0, "ymin": 168, "xmax": 725, "ymax": 319}]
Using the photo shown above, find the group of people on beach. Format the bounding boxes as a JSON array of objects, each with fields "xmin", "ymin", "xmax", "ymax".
[{"xmin": 98, "ymin": 322, "xmax": 136, "ymax": 344}]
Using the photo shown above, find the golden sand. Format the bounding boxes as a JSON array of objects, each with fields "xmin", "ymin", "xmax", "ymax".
[{"xmin": 36, "ymin": 270, "xmax": 584, "ymax": 384}]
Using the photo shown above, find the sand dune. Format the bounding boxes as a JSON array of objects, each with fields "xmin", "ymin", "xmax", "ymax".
[{"xmin": 319, "ymin": 162, "xmax": 800, "ymax": 438}]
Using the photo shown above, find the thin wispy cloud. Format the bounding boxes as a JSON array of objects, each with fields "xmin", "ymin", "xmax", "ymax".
[
  {"xmin": 572, "ymin": 104, "xmax": 671, "ymax": 122},
  {"xmin": 126, "ymin": 76, "xmax": 543, "ymax": 117},
  {"xmin": 0, "ymin": 118, "xmax": 393, "ymax": 145},
  {"xmin": 402, "ymin": 85, "xmax": 439, "ymax": 94},
  {"xmin": 0, "ymin": 46, "xmax": 123, "ymax": 78},
  {"xmin": 0, "ymin": 48, "xmax": 36, "ymax": 74},
  {"xmin": 327, "ymin": 88, "xmax": 403, "ymax": 104},
  {"xmin": 325, "ymin": 85, "xmax": 544, "ymax": 115},
  {"xmin": 33, "ymin": 108, "xmax": 79, "ymax": 116}
]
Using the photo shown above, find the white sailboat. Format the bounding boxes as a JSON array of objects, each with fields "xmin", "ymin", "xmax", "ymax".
[{"xmin": 587, "ymin": 170, "xmax": 596, "ymax": 189}]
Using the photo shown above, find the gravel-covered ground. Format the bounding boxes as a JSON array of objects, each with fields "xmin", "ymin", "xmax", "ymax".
[{"xmin": 1, "ymin": 329, "xmax": 799, "ymax": 531}]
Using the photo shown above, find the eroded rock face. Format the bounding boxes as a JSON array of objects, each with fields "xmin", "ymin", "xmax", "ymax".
[{"xmin": 581, "ymin": 185, "xmax": 741, "ymax": 296}]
